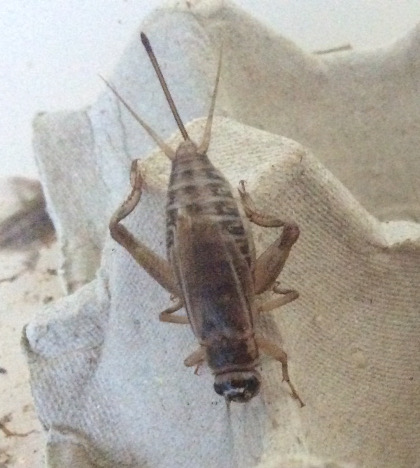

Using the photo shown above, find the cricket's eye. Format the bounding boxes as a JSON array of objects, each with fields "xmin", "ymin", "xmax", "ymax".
[{"xmin": 214, "ymin": 371, "xmax": 261, "ymax": 403}]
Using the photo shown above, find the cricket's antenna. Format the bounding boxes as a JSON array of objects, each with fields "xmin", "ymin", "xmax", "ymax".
[
  {"xmin": 141, "ymin": 32, "xmax": 189, "ymax": 141},
  {"xmin": 198, "ymin": 43, "xmax": 223, "ymax": 154}
]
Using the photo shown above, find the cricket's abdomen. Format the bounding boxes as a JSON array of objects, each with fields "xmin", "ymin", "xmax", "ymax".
[{"xmin": 166, "ymin": 151, "xmax": 252, "ymax": 268}]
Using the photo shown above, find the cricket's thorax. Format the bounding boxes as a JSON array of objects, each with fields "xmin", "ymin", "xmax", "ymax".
[{"xmin": 206, "ymin": 335, "xmax": 259, "ymax": 372}]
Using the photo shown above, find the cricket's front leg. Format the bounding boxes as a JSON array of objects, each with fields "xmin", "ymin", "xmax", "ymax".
[
  {"xmin": 238, "ymin": 181, "xmax": 299, "ymax": 295},
  {"xmin": 256, "ymin": 336, "xmax": 305, "ymax": 407},
  {"xmin": 109, "ymin": 160, "xmax": 179, "ymax": 296},
  {"xmin": 184, "ymin": 346, "xmax": 206, "ymax": 373},
  {"xmin": 159, "ymin": 298, "xmax": 189, "ymax": 324}
]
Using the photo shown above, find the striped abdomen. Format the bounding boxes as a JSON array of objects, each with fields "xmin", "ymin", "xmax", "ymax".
[{"xmin": 166, "ymin": 150, "xmax": 252, "ymax": 268}]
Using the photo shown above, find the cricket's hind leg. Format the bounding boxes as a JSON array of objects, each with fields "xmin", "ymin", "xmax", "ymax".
[
  {"xmin": 109, "ymin": 160, "xmax": 179, "ymax": 297},
  {"xmin": 238, "ymin": 180, "xmax": 299, "ymax": 296}
]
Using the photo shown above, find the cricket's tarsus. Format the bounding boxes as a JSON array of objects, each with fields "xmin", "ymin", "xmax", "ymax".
[{"xmin": 109, "ymin": 34, "xmax": 304, "ymax": 406}]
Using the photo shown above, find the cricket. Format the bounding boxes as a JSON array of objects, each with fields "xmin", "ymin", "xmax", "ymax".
[{"xmin": 106, "ymin": 32, "xmax": 304, "ymax": 406}]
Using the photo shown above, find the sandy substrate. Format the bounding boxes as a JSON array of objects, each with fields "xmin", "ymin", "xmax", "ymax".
[{"xmin": 0, "ymin": 244, "xmax": 61, "ymax": 467}]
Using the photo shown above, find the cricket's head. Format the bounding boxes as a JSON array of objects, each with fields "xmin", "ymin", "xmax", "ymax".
[{"xmin": 214, "ymin": 370, "xmax": 261, "ymax": 403}]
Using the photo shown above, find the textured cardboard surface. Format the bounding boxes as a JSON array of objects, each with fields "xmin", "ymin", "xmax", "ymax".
[{"xmin": 25, "ymin": 1, "xmax": 420, "ymax": 467}]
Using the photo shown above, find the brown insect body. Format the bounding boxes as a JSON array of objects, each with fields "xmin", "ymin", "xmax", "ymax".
[
  {"xmin": 167, "ymin": 142, "xmax": 260, "ymax": 401},
  {"xmin": 107, "ymin": 33, "xmax": 304, "ymax": 405}
]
